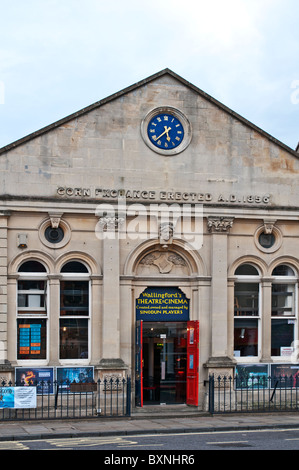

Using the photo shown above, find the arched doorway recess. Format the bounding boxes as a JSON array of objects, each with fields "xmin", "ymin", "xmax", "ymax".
[{"xmin": 124, "ymin": 240, "xmax": 207, "ymax": 408}]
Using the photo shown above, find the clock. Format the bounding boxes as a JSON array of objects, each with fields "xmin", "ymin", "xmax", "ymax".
[
  {"xmin": 141, "ymin": 107, "xmax": 192, "ymax": 155},
  {"xmin": 148, "ymin": 113, "xmax": 184, "ymax": 150}
]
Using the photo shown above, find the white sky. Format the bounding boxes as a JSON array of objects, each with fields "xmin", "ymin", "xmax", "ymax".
[{"xmin": 0, "ymin": 0, "xmax": 299, "ymax": 149}]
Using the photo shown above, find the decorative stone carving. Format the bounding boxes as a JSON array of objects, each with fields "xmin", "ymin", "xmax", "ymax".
[
  {"xmin": 263, "ymin": 218, "xmax": 277, "ymax": 234},
  {"xmin": 101, "ymin": 373, "xmax": 123, "ymax": 390},
  {"xmin": 139, "ymin": 251, "xmax": 187, "ymax": 274},
  {"xmin": 153, "ymin": 254, "xmax": 174, "ymax": 273},
  {"xmin": 48, "ymin": 212, "xmax": 63, "ymax": 228},
  {"xmin": 207, "ymin": 216, "xmax": 234, "ymax": 233},
  {"xmin": 159, "ymin": 222, "xmax": 174, "ymax": 247},
  {"xmin": 98, "ymin": 215, "xmax": 125, "ymax": 232},
  {"xmin": 204, "ymin": 356, "xmax": 236, "ymax": 389},
  {"xmin": 167, "ymin": 254, "xmax": 187, "ymax": 266}
]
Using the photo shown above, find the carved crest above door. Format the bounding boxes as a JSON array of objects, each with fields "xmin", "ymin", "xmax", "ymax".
[{"xmin": 138, "ymin": 251, "xmax": 188, "ymax": 275}]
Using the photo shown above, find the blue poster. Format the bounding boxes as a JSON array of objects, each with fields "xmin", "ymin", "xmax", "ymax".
[
  {"xmin": 136, "ymin": 287, "xmax": 189, "ymax": 322},
  {"xmin": 15, "ymin": 368, "xmax": 54, "ymax": 394},
  {"xmin": 57, "ymin": 367, "xmax": 94, "ymax": 391},
  {"xmin": 235, "ymin": 364, "xmax": 269, "ymax": 389},
  {"xmin": 0, "ymin": 387, "xmax": 14, "ymax": 408}
]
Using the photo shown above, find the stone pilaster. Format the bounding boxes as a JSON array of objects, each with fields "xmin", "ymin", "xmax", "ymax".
[
  {"xmin": 261, "ymin": 279, "xmax": 272, "ymax": 362},
  {"xmin": 98, "ymin": 215, "xmax": 127, "ymax": 373},
  {"xmin": 48, "ymin": 275, "xmax": 62, "ymax": 364},
  {"xmin": 204, "ymin": 216, "xmax": 235, "ymax": 377},
  {"xmin": 0, "ymin": 212, "xmax": 12, "ymax": 369},
  {"xmin": 90, "ymin": 275, "xmax": 102, "ymax": 363}
]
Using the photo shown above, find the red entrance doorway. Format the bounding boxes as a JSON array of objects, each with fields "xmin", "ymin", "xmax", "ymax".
[{"xmin": 135, "ymin": 321, "xmax": 199, "ymax": 406}]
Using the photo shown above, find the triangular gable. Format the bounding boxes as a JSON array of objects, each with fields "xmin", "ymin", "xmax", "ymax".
[
  {"xmin": 0, "ymin": 68, "xmax": 298, "ymax": 159},
  {"xmin": 1, "ymin": 68, "xmax": 299, "ymax": 211}
]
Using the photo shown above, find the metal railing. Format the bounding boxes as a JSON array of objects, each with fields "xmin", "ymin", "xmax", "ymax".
[
  {"xmin": 0, "ymin": 377, "xmax": 131, "ymax": 421},
  {"xmin": 208, "ymin": 374, "xmax": 299, "ymax": 414}
]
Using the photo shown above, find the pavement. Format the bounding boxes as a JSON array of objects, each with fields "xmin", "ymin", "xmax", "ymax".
[{"xmin": 1, "ymin": 406, "xmax": 299, "ymax": 441}]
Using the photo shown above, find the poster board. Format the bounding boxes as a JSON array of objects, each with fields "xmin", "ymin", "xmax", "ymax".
[{"xmin": 0, "ymin": 386, "xmax": 36, "ymax": 409}]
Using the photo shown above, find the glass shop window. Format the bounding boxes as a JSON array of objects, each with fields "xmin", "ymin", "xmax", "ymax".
[
  {"xmin": 60, "ymin": 319, "xmax": 89, "ymax": 360},
  {"xmin": 17, "ymin": 260, "xmax": 47, "ymax": 360},
  {"xmin": 234, "ymin": 283, "xmax": 259, "ymax": 316},
  {"xmin": 59, "ymin": 261, "xmax": 90, "ymax": 360},
  {"xmin": 271, "ymin": 265, "xmax": 297, "ymax": 356},
  {"xmin": 18, "ymin": 280, "xmax": 46, "ymax": 314},
  {"xmin": 234, "ymin": 319, "xmax": 259, "ymax": 357},
  {"xmin": 60, "ymin": 280, "xmax": 89, "ymax": 316},
  {"xmin": 17, "ymin": 319, "xmax": 47, "ymax": 360},
  {"xmin": 234, "ymin": 264, "xmax": 260, "ymax": 357}
]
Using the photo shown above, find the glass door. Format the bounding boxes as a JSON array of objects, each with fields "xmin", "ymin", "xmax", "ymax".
[{"xmin": 142, "ymin": 322, "xmax": 187, "ymax": 405}]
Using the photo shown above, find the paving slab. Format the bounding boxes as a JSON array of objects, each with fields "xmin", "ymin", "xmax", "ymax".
[{"xmin": 0, "ymin": 412, "xmax": 299, "ymax": 441}]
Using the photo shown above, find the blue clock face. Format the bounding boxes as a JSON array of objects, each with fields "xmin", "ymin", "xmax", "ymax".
[{"xmin": 147, "ymin": 113, "xmax": 184, "ymax": 150}]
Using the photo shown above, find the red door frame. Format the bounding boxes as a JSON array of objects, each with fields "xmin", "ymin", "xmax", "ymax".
[
  {"xmin": 136, "ymin": 320, "xmax": 199, "ymax": 407},
  {"xmin": 186, "ymin": 321, "xmax": 199, "ymax": 406},
  {"xmin": 135, "ymin": 320, "xmax": 143, "ymax": 407}
]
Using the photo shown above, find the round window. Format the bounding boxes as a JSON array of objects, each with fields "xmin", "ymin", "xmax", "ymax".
[
  {"xmin": 45, "ymin": 226, "xmax": 64, "ymax": 244},
  {"xmin": 39, "ymin": 218, "xmax": 71, "ymax": 248},
  {"xmin": 254, "ymin": 225, "xmax": 282, "ymax": 253},
  {"xmin": 258, "ymin": 232, "xmax": 275, "ymax": 249}
]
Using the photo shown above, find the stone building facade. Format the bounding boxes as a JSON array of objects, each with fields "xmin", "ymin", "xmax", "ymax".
[{"xmin": 0, "ymin": 69, "xmax": 299, "ymax": 409}]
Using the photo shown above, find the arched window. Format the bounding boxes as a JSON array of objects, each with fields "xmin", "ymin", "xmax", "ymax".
[
  {"xmin": 234, "ymin": 264, "xmax": 260, "ymax": 357},
  {"xmin": 272, "ymin": 265, "xmax": 295, "ymax": 277},
  {"xmin": 271, "ymin": 264, "xmax": 297, "ymax": 356},
  {"xmin": 18, "ymin": 260, "xmax": 47, "ymax": 273},
  {"xmin": 59, "ymin": 261, "xmax": 90, "ymax": 360},
  {"xmin": 235, "ymin": 264, "xmax": 259, "ymax": 276},
  {"xmin": 61, "ymin": 261, "xmax": 89, "ymax": 273},
  {"xmin": 17, "ymin": 260, "xmax": 47, "ymax": 360}
]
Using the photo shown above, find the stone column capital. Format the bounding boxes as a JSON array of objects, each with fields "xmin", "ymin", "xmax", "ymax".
[
  {"xmin": 207, "ymin": 216, "xmax": 234, "ymax": 233},
  {"xmin": 98, "ymin": 215, "xmax": 125, "ymax": 233}
]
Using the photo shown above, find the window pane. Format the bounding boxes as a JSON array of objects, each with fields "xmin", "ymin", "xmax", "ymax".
[
  {"xmin": 45, "ymin": 226, "xmax": 64, "ymax": 244},
  {"xmin": 18, "ymin": 280, "xmax": 45, "ymax": 290},
  {"xmin": 271, "ymin": 319, "xmax": 294, "ymax": 356},
  {"xmin": 271, "ymin": 284, "xmax": 295, "ymax": 316},
  {"xmin": 18, "ymin": 294, "xmax": 45, "ymax": 309},
  {"xmin": 18, "ymin": 280, "xmax": 46, "ymax": 310},
  {"xmin": 235, "ymin": 264, "xmax": 259, "ymax": 275},
  {"xmin": 234, "ymin": 283, "xmax": 259, "ymax": 316},
  {"xmin": 61, "ymin": 261, "xmax": 88, "ymax": 273},
  {"xmin": 18, "ymin": 261, "xmax": 46, "ymax": 272},
  {"xmin": 60, "ymin": 319, "xmax": 88, "ymax": 359},
  {"xmin": 234, "ymin": 319, "xmax": 258, "ymax": 357},
  {"xmin": 60, "ymin": 281, "xmax": 89, "ymax": 316},
  {"xmin": 17, "ymin": 319, "xmax": 46, "ymax": 359},
  {"xmin": 272, "ymin": 265, "xmax": 295, "ymax": 276},
  {"xmin": 259, "ymin": 232, "xmax": 275, "ymax": 249}
]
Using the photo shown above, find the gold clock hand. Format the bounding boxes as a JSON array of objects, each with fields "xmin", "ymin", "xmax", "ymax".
[
  {"xmin": 155, "ymin": 126, "xmax": 171, "ymax": 141},
  {"xmin": 165, "ymin": 128, "xmax": 171, "ymax": 142}
]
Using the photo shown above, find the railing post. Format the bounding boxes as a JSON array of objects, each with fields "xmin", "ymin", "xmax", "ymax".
[
  {"xmin": 126, "ymin": 376, "xmax": 131, "ymax": 416},
  {"xmin": 54, "ymin": 380, "xmax": 59, "ymax": 410},
  {"xmin": 208, "ymin": 374, "xmax": 214, "ymax": 414},
  {"xmin": 97, "ymin": 379, "xmax": 101, "ymax": 415}
]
